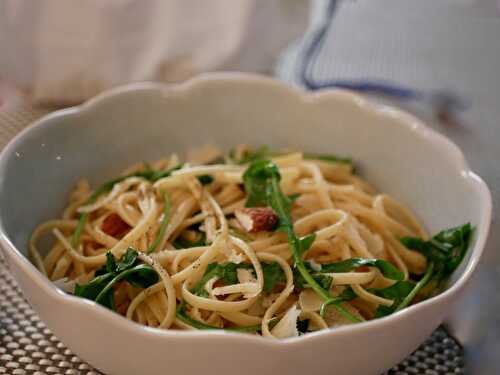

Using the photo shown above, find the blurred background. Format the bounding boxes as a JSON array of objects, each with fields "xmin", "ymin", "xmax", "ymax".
[{"xmin": 0, "ymin": 0, "xmax": 499, "ymax": 373}]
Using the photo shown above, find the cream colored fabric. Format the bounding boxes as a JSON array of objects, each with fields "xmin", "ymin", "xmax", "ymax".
[{"xmin": 0, "ymin": 0, "xmax": 309, "ymax": 105}]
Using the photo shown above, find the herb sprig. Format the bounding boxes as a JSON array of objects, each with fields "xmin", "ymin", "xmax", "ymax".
[
  {"xmin": 146, "ymin": 191, "xmax": 171, "ymax": 254},
  {"xmin": 293, "ymin": 258, "xmax": 404, "ymax": 290},
  {"xmin": 243, "ymin": 160, "xmax": 362, "ymax": 322},
  {"xmin": 392, "ymin": 223, "xmax": 473, "ymax": 313},
  {"xmin": 74, "ymin": 248, "xmax": 158, "ymax": 309}
]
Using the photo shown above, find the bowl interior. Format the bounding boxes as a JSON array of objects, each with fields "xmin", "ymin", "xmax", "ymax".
[{"xmin": 0, "ymin": 77, "xmax": 487, "ymax": 288}]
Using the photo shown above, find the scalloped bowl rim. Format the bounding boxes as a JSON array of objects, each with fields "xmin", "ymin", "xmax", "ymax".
[{"xmin": 0, "ymin": 72, "xmax": 492, "ymax": 348}]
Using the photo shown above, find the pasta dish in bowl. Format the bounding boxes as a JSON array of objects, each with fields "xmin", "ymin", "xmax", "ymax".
[
  {"xmin": 30, "ymin": 146, "xmax": 473, "ymax": 338},
  {"xmin": 0, "ymin": 74, "xmax": 491, "ymax": 375}
]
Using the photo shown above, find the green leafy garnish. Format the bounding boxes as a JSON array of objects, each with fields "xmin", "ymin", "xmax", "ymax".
[
  {"xmin": 146, "ymin": 192, "xmax": 171, "ymax": 254},
  {"xmin": 316, "ymin": 282, "xmax": 416, "ymax": 319},
  {"xmin": 293, "ymin": 263, "xmax": 332, "ymax": 290},
  {"xmin": 105, "ymin": 248, "xmax": 137, "ymax": 274},
  {"xmin": 71, "ymin": 164, "xmax": 182, "ymax": 248},
  {"xmin": 383, "ymin": 223, "xmax": 474, "ymax": 315},
  {"xmin": 261, "ymin": 262, "xmax": 286, "ymax": 293},
  {"xmin": 243, "ymin": 160, "xmax": 362, "ymax": 323},
  {"xmin": 372, "ymin": 281, "xmax": 416, "ymax": 318},
  {"xmin": 75, "ymin": 248, "xmax": 159, "ymax": 310},
  {"xmin": 401, "ymin": 223, "xmax": 472, "ymax": 285}
]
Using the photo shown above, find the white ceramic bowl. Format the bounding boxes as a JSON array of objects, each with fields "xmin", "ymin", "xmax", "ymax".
[{"xmin": 0, "ymin": 73, "xmax": 491, "ymax": 375}]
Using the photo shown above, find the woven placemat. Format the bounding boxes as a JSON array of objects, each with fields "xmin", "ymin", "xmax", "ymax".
[
  {"xmin": 0, "ymin": 100, "xmax": 465, "ymax": 375},
  {"xmin": 0, "ymin": 255, "xmax": 464, "ymax": 375}
]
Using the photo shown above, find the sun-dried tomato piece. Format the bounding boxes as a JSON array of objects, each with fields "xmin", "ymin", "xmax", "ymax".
[{"xmin": 101, "ymin": 213, "xmax": 131, "ymax": 237}]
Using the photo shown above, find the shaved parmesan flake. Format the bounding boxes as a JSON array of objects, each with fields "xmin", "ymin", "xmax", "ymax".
[
  {"xmin": 298, "ymin": 289, "xmax": 322, "ymax": 313},
  {"xmin": 271, "ymin": 304, "xmax": 301, "ymax": 339}
]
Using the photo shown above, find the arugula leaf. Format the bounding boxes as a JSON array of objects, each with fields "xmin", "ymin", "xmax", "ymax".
[
  {"xmin": 336, "ymin": 286, "xmax": 358, "ymax": 301},
  {"xmin": 401, "ymin": 223, "xmax": 472, "ymax": 288},
  {"xmin": 371, "ymin": 281, "xmax": 416, "ymax": 318},
  {"xmin": 293, "ymin": 264, "xmax": 332, "ymax": 290},
  {"xmin": 385, "ymin": 223, "xmax": 474, "ymax": 315},
  {"xmin": 74, "ymin": 248, "xmax": 159, "ymax": 310},
  {"xmin": 217, "ymin": 262, "xmax": 246, "ymax": 285},
  {"xmin": 298, "ymin": 234, "xmax": 316, "ymax": 258},
  {"xmin": 93, "ymin": 264, "xmax": 158, "ymax": 305},
  {"xmin": 109, "ymin": 247, "xmax": 137, "ymax": 273},
  {"xmin": 372, "ymin": 280, "xmax": 416, "ymax": 300},
  {"xmin": 146, "ymin": 192, "xmax": 171, "ymax": 254},
  {"xmin": 71, "ymin": 164, "xmax": 182, "ymax": 247},
  {"xmin": 304, "ymin": 153, "xmax": 352, "ymax": 165},
  {"xmin": 319, "ymin": 258, "xmax": 404, "ymax": 281},
  {"xmin": 243, "ymin": 160, "xmax": 362, "ymax": 323},
  {"xmin": 261, "ymin": 262, "xmax": 286, "ymax": 293},
  {"xmin": 292, "ymin": 258, "xmax": 403, "ymax": 308},
  {"xmin": 105, "ymin": 252, "xmax": 117, "ymax": 274},
  {"xmin": 243, "ymin": 160, "xmax": 280, "ymax": 207},
  {"xmin": 74, "ymin": 273, "xmax": 115, "ymax": 307},
  {"xmin": 344, "ymin": 224, "xmax": 472, "ymax": 318},
  {"xmin": 124, "ymin": 264, "xmax": 160, "ymax": 289},
  {"xmin": 324, "ymin": 282, "xmax": 415, "ymax": 318}
]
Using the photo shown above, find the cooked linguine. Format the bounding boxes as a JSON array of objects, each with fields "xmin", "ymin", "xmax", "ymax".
[{"xmin": 30, "ymin": 145, "xmax": 472, "ymax": 338}]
